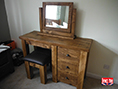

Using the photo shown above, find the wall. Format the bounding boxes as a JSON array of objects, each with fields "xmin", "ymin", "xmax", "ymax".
[
  {"xmin": 4, "ymin": 0, "xmax": 41, "ymax": 48},
  {"xmin": 4, "ymin": 0, "xmax": 118, "ymax": 83},
  {"xmin": 0, "ymin": 0, "xmax": 11, "ymax": 42}
]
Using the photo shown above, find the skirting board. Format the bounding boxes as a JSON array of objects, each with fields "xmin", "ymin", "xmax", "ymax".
[{"xmin": 87, "ymin": 72, "xmax": 118, "ymax": 84}]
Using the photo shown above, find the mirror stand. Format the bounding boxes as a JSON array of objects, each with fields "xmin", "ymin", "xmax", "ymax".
[{"xmin": 38, "ymin": 3, "xmax": 76, "ymax": 40}]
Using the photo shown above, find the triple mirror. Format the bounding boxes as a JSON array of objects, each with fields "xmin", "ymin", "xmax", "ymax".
[{"xmin": 40, "ymin": 2, "xmax": 76, "ymax": 39}]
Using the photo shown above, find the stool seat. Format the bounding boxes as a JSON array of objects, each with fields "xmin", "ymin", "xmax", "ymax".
[
  {"xmin": 23, "ymin": 48, "xmax": 51, "ymax": 66},
  {"xmin": 22, "ymin": 47, "xmax": 51, "ymax": 84}
]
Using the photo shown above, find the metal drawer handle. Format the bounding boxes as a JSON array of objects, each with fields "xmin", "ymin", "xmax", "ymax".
[
  {"xmin": 65, "ymin": 77, "xmax": 68, "ymax": 79},
  {"xmin": 66, "ymin": 54, "xmax": 70, "ymax": 57},
  {"xmin": 66, "ymin": 66, "xmax": 69, "ymax": 69}
]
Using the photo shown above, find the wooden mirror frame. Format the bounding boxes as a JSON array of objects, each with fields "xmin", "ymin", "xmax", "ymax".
[
  {"xmin": 39, "ymin": 2, "xmax": 76, "ymax": 39},
  {"xmin": 43, "ymin": 2, "xmax": 73, "ymax": 33}
]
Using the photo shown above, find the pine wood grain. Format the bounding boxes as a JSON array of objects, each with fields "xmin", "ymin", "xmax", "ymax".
[
  {"xmin": 39, "ymin": 65, "xmax": 47, "ymax": 84},
  {"xmin": 26, "ymin": 40, "xmax": 51, "ymax": 49},
  {"xmin": 19, "ymin": 31, "xmax": 92, "ymax": 52},
  {"xmin": 19, "ymin": 31, "xmax": 93, "ymax": 89},
  {"xmin": 51, "ymin": 45, "xmax": 58, "ymax": 82},
  {"xmin": 71, "ymin": 8, "xmax": 76, "ymax": 36},
  {"xmin": 58, "ymin": 60, "xmax": 78, "ymax": 75},
  {"xmin": 58, "ymin": 47, "xmax": 80, "ymax": 59},
  {"xmin": 39, "ymin": 8, "xmax": 43, "ymax": 32},
  {"xmin": 43, "ymin": 2, "xmax": 73, "ymax": 33},
  {"xmin": 58, "ymin": 71, "xmax": 78, "ymax": 86},
  {"xmin": 41, "ymin": 2, "xmax": 76, "ymax": 39},
  {"xmin": 21, "ymin": 40, "xmax": 27, "ymax": 57},
  {"xmin": 24, "ymin": 61, "xmax": 33, "ymax": 79},
  {"xmin": 77, "ymin": 51, "xmax": 88, "ymax": 89},
  {"xmin": 26, "ymin": 62, "xmax": 47, "ymax": 84}
]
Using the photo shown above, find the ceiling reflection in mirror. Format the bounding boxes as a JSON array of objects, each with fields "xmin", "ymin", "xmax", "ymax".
[{"xmin": 45, "ymin": 5, "xmax": 69, "ymax": 29}]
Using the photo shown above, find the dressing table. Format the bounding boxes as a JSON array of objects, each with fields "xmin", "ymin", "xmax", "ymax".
[{"xmin": 19, "ymin": 2, "xmax": 92, "ymax": 89}]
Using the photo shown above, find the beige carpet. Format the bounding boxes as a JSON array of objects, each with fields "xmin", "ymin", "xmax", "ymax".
[{"xmin": 0, "ymin": 64, "xmax": 118, "ymax": 89}]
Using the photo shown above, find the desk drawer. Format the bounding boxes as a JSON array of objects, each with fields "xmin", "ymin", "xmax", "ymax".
[
  {"xmin": 58, "ymin": 47, "xmax": 80, "ymax": 65},
  {"xmin": 58, "ymin": 60, "xmax": 78, "ymax": 75},
  {"xmin": 58, "ymin": 71, "xmax": 77, "ymax": 86},
  {"xmin": 26, "ymin": 40, "xmax": 51, "ymax": 49}
]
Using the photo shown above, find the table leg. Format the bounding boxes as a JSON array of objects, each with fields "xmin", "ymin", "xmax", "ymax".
[
  {"xmin": 51, "ymin": 45, "xmax": 58, "ymax": 83},
  {"xmin": 77, "ymin": 51, "xmax": 88, "ymax": 89},
  {"xmin": 21, "ymin": 40, "xmax": 29, "ymax": 57}
]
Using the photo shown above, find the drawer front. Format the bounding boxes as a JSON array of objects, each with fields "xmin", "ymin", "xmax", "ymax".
[
  {"xmin": 58, "ymin": 60, "xmax": 78, "ymax": 75},
  {"xmin": 26, "ymin": 40, "xmax": 51, "ymax": 49},
  {"xmin": 58, "ymin": 71, "xmax": 77, "ymax": 86},
  {"xmin": 58, "ymin": 47, "xmax": 80, "ymax": 65}
]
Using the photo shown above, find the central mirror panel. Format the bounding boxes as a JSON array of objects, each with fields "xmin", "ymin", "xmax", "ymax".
[
  {"xmin": 40, "ymin": 2, "xmax": 76, "ymax": 39},
  {"xmin": 45, "ymin": 5, "xmax": 69, "ymax": 29},
  {"xmin": 43, "ymin": 2, "xmax": 73, "ymax": 33}
]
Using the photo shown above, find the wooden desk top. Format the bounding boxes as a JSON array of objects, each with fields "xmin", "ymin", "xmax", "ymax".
[{"xmin": 19, "ymin": 31, "xmax": 93, "ymax": 52}]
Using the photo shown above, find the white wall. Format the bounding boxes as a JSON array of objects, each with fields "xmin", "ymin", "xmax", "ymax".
[
  {"xmin": 5, "ymin": 0, "xmax": 118, "ymax": 83},
  {"xmin": 4, "ymin": 0, "xmax": 42, "ymax": 49}
]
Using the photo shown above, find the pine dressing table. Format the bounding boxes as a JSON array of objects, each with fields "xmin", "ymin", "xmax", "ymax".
[{"xmin": 19, "ymin": 2, "xmax": 92, "ymax": 89}]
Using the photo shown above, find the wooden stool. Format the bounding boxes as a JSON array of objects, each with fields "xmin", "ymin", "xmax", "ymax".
[{"xmin": 22, "ymin": 47, "xmax": 51, "ymax": 84}]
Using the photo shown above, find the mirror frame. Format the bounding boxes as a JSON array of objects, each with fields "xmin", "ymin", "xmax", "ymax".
[
  {"xmin": 43, "ymin": 2, "xmax": 73, "ymax": 33},
  {"xmin": 39, "ymin": 2, "xmax": 76, "ymax": 39}
]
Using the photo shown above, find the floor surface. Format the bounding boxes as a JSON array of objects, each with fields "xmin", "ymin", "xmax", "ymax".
[{"xmin": 0, "ymin": 64, "xmax": 118, "ymax": 89}]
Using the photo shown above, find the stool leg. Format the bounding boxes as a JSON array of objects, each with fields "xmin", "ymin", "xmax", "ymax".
[
  {"xmin": 39, "ymin": 65, "xmax": 47, "ymax": 84},
  {"xmin": 24, "ymin": 61, "xmax": 33, "ymax": 79}
]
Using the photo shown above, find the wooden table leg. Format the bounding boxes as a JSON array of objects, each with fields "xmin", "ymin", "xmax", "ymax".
[
  {"xmin": 21, "ymin": 40, "xmax": 29, "ymax": 57},
  {"xmin": 77, "ymin": 51, "xmax": 88, "ymax": 89},
  {"xmin": 84, "ymin": 52, "xmax": 89, "ymax": 79},
  {"xmin": 51, "ymin": 45, "xmax": 58, "ymax": 83}
]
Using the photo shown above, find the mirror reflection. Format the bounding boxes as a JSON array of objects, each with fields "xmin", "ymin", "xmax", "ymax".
[{"xmin": 45, "ymin": 5, "xmax": 69, "ymax": 29}]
